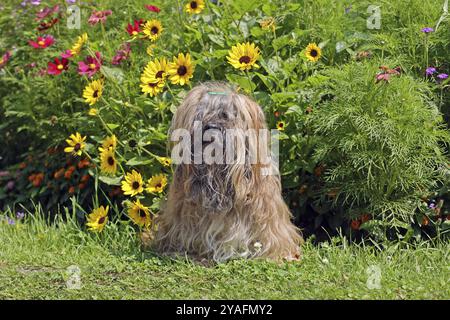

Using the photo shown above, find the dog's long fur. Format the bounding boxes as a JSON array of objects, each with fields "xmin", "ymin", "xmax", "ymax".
[{"xmin": 151, "ymin": 82, "xmax": 302, "ymax": 262}]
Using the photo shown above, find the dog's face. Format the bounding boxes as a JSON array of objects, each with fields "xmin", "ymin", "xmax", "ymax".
[{"xmin": 170, "ymin": 82, "xmax": 268, "ymax": 214}]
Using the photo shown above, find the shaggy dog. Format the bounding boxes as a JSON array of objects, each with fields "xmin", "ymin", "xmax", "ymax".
[{"xmin": 151, "ymin": 81, "xmax": 302, "ymax": 262}]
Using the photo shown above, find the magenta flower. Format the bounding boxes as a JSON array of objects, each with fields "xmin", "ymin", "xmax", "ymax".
[
  {"xmin": 421, "ymin": 27, "xmax": 434, "ymax": 33},
  {"xmin": 112, "ymin": 43, "xmax": 131, "ymax": 65},
  {"xmin": 88, "ymin": 10, "xmax": 112, "ymax": 25},
  {"xmin": 78, "ymin": 51, "xmax": 102, "ymax": 77},
  {"xmin": 36, "ymin": 5, "xmax": 59, "ymax": 21},
  {"xmin": 61, "ymin": 49, "xmax": 73, "ymax": 59},
  {"xmin": 437, "ymin": 73, "xmax": 449, "ymax": 80},
  {"xmin": 29, "ymin": 35, "xmax": 54, "ymax": 49},
  {"xmin": 0, "ymin": 51, "xmax": 11, "ymax": 68},
  {"xmin": 47, "ymin": 57, "xmax": 69, "ymax": 75}
]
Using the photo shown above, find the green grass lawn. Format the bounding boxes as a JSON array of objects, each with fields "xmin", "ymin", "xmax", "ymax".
[{"xmin": 0, "ymin": 212, "xmax": 449, "ymax": 300}]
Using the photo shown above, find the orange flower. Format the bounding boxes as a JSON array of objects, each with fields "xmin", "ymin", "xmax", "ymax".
[
  {"xmin": 54, "ymin": 168, "xmax": 65, "ymax": 179},
  {"xmin": 421, "ymin": 217, "xmax": 429, "ymax": 226},
  {"xmin": 19, "ymin": 162, "xmax": 27, "ymax": 169},
  {"xmin": 68, "ymin": 186, "xmax": 76, "ymax": 194},
  {"xmin": 350, "ymin": 220, "xmax": 361, "ymax": 230},
  {"xmin": 78, "ymin": 182, "xmax": 87, "ymax": 190},
  {"xmin": 81, "ymin": 174, "xmax": 90, "ymax": 183},
  {"xmin": 77, "ymin": 158, "xmax": 90, "ymax": 169},
  {"xmin": 361, "ymin": 214, "xmax": 371, "ymax": 223}
]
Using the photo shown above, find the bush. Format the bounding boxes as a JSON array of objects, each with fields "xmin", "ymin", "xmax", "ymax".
[{"xmin": 309, "ymin": 61, "xmax": 449, "ymax": 240}]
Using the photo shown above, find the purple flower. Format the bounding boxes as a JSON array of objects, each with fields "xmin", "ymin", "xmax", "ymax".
[
  {"xmin": 88, "ymin": 10, "xmax": 112, "ymax": 25},
  {"xmin": 16, "ymin": 212, "xmax": 25, "ymax": 220},
  {"xmin": 78, "ymin": 51, "xmax": 102, "ymax": 78},
  {"xmin": 437, "ymin": 73, "xmax": 449, "ymax": 80},
  {"xmin": 7, "ymin": 217, "xmax": 15, "ymax": 225},
  {"xmin": 421, "ymin": 27, "xmax": 434, "ymax": 33},
  {"xmin": 66, "ymin": 0, "xmax": 77, "ymax": 3},
  {"xmin": 6, "ymin": 180, "xmax": 15, "ymax": 191},
  {"xmin": 426, "ymin": 67, "xmax": 436, "ymax": 76}
]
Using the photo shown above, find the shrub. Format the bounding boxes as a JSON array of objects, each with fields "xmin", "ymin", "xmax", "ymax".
[{"xmin": 309, "ymin": 61, "xmax": 450, "ymax": 239}]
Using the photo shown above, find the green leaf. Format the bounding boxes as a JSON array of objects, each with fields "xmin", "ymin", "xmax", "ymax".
[
  {"xmin": 225, "ymin": 73, "xmax": 256, "ymax": 93},
  {"xmin": 98, "ymin": 175, "xmax": 123, "ymax": 186}
]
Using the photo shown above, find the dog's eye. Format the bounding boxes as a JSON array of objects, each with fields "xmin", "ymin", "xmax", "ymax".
[{"xmin": 220, "ymin": 111, "xmax": 228, "ymax": 120}]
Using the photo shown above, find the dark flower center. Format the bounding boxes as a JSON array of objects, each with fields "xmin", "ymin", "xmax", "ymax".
[
  {"xmin": 132, "ymin": 181, "xmax": 140, "ymax": 190},
  {"xmin": 156, "ymin": 70, "xmax": 164, "ymax": 78},
  {"xmin": 129, "ymin": 139, "xmax": 137, "ymax": 148},
  {"xmin": 98, "ymin": 216, "xmax": 105, "ymax": 224},
  {"xmin": 151, "ymin": 27, "xmax": 159, "ymax": 34},
  {"xmin": 148, "ymin": 82, "xmax": 157, "ymax": 87},
  {"xmin": 310, "ymin": 49, "xmax": 318, "ymax": 57},
  {"xmin": 177, "ymin": 65, "xmax": 187, "ymax": 76},
  {"xmin": 190, "ymin": 1, "xmax": 198, "ymax": 9},
  {"xmin": 239, "ymin": 56, "xmax": 251, "ymax": 64},
  {"xmin": 107, "ymin": 156, "xmax": 114, "ymax": 166},
  {"xmin": 156, "ymin": 183, "xmax": 162, "ymax": 188},
  {"xmin": 93, "ymin": 90, "xmax": 99, "ymax": 98},
  {"xmin": 74, "ymin": 143, "xmax": 81, "ymax": 151},
  {"xmin": 139, "ymin": 210, "xmax": 146, "ymax": 218},
  {"xmin": 278, "ymin": 122, "xmax": 284, "ymax": 128}
]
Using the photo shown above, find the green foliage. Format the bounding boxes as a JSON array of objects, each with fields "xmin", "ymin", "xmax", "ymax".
[{"xmin": 310, "ymin": 61, "xmax": 449, "ymax": 238}]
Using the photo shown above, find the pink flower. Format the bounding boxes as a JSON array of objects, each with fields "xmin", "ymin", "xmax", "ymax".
[
  {"xmin": 36, "ymin": 5, "xmax": 59, "ymax": 21},
  {"xmin": 61, "ymin": 49, "xmax": 73, "ymax": 59},
  {"xmin": 0, "ymin": 51, "xmax": 11, "ymax": 68},
  {"xmin": 29, "ymin": 35, "xmax": 55, "ymax": 49},
  {"xmin": 112, "ymin": 43, "xmax": 131, "ymax": 65},
  {"xmin": 145, "ymin": 4, "xmax": 161, "ymax": 13},
  {"xmin": 78, "ymin": 51, "xmax": 102, "ymax": 77},
  {"xmin": 47, "ymin": 57, "xmax": 69, "ymax": 75},
  {"xmin": 88, "ymin": 10, "xmax": 112, "ymax": 25}
]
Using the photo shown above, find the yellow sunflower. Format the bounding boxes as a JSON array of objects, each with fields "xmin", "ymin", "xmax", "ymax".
[
  {"xmin": 140, "ymin": 58, "xmax": 168, "ymax": 96},
  {"xmin": 276, "ymin": 121, "xmax": 286, "ymax": 131},
  {"xmin": 121, "ymin": 170, "xmax": 144, "ymax": 197},
  {"xmin": 305, "ymin": 43, "xmax": 322, "ymax": 62},
  {"xmin": 88, "ymin": 108, "xmax": 98, "ymax": 116},
  {"xmin": 128, "ymin": 199, "xmax": 152, "ymax": 228},
  {"xmin": 146, "ymin": 174, "xmax": 167, "ymax": 194},
  {"xmin": 227, "ymin": 42, "xmax": 261, "ymax": 71},
  {"xmin": 143, "ymin": 20, "xmax": 163, "ymax": 42},
  {"xmin": 168, "ymin": 53, "xmax": 194, "ymax": 86},
  {"xmin": 70, "ymin": 33, "xmax": 88, "ymax": 56},
  {"xmin": 64, "ymin": 132, "xmax": 86, "ymax": 156},
  {"xmin": 99, "ymin": 135, "xmax": 117, "ymax": 152},
  {"xmin": 146, "ymin": 44, "xmax": 156, "ymax": 56},
  {"xmin": 185, "ymin": 0, "xmax": 205, "ymax": 14},
  {"xmin": 83, "ymin": 79, "xmax": 103, "ymax": 105},
  {"xmin": 157, "ymin": 156, "xmax": 172, "ymax": 167},
  {"xmin": 100, "ymin": 148, "xmax": 117, "ymax": 175},
  {"xmin": 86, "ymin": 205, "xmax": 109, "ymax": 232}
]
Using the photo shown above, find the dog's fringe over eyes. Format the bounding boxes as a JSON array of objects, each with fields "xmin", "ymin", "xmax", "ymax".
[{"xmin": 148, "ymin": 81, "xmax": 302, "ymax": 263}]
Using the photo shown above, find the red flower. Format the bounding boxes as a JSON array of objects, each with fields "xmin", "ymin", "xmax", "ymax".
[
  {"xmin": 0, "ymin": 51, "xmax": 11, "ymax": 69},
  {"xmin": 78, "ymin": 51, "xmax": 102, "ymax": 78},
  {"xmin": 47, "ymin": 57, "xmax": 69, "ymax": 75},
  {"xmin": 126, "ymin": 20, "xmax": 141, "ymax": 36},
  {"xmin": 350, "ymin": 220, "xmax": 361, "ymax": 230},
  {"xmin": 29, "ymin": 35, "xmax": 55, "ymax": 49},
  {"xmin": 145, "ymin": 4, "xmax": 161, "ymax": 13},
  {"xmin": 37, "ymin": 18, "xmax": 59, "ymax": 31}
]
